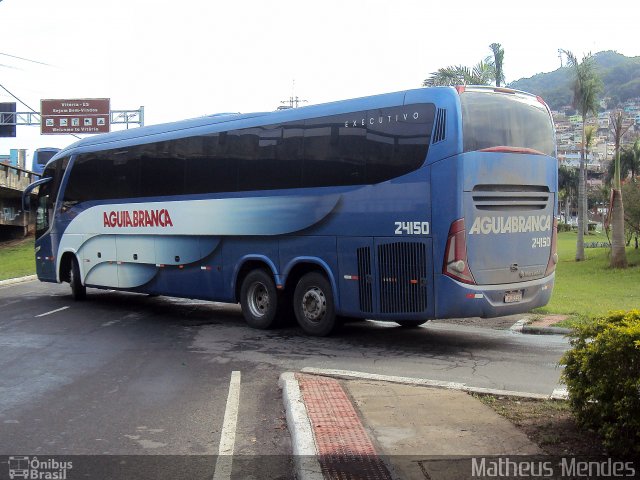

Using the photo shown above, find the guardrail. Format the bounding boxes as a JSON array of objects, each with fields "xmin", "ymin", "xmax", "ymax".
[{"xmin": 0, "ymin": 162, "xmax": 39, "ymax": 192}]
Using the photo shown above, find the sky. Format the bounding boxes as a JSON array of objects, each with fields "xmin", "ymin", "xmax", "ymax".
[{"xmin": 1, "ymin": 0, "xmax": 638, "ymax": 168}]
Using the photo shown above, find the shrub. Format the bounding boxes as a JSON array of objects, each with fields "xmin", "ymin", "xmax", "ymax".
[
  {"xmin": 561, "ymin": 310, "xmax": 640, "ymax": 456},
  {"xmin": 558, "ymin": 222, "xmax": 572, "ymax": 233}
]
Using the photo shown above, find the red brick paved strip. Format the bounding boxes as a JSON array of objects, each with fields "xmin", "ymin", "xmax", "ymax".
[{"xmin": 297, "ymin": 373, "xmax": 393, "ymax": 480}]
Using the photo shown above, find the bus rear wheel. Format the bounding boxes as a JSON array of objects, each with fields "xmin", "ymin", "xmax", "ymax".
[
  {"xmin": 240, "ymin": 270, "xmax": 281, "ymax": 330},
  {"xmin": 69, "ymin": 256, "xmax": 86, "ymax": 301},
  {"xmin": 293, "ymin": 272, "xmax": 336, "ymax": 336}
]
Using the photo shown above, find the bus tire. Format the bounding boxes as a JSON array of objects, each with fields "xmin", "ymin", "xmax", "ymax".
[
  {"xmin": 293, "ymin": 272, "xmax": 336, "ymax": 336},
  {"xmin": 69, "ymin": 256, "xmax": 87, "ymax": 301},
  {"xmin": 240, "ymin": 269, "xmax": 280, "ymax": 330},
  {"xmin": 395, "ymin": 320, "xmax": 428, "ymax": 328}
]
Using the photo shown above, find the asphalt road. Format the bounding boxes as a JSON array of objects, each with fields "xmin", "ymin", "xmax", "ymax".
[{"xmin": 0, "ymin": 280, "xmax": 570, "ymax": 478}]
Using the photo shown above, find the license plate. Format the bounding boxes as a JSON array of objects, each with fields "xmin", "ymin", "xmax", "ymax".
[{"xmin": 504, "ymin": 290, "xmax": 523, "ymax": 303}]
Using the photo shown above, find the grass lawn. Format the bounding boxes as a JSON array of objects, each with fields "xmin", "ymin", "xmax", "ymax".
[
  {"xmin": 533, "ymin": 231, "xmax": 640, "ymax": 327},
  {"xmin": 0, "ymin": 238, "xmax": 35, "ymax": 281}
]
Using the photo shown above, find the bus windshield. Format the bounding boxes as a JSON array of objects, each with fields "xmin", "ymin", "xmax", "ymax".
[{"xmin": 460, "ymin": 89, "xmax": 555, "ymax": 157}]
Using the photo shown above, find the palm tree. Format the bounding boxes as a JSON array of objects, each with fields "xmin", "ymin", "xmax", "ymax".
[
  {"xmin": 630, "ymin": 137, "xmax": 640, "ymax": 181},
  {"xmin": 423, "ymin": 60, "xmax": 495, "ymax": 87},
  {"xmin": 423, "ymin": 43, "xmax": 503, "ymax": 87},
  {"xmin": 609, "ymin": 110, "xmax": 631, "ymax": 268},
  {"xmin": 562, "ymin": 50, "xmax": 602, "ymax": 261},
  {"xmin": 489, "ymin": 43, "xmax": 505, "ymax": 87},
  {"xmin": 559, "ymin": 164, "xmax": 579, "ymax": 223},
  {"xmin": 606, "ymin": 146, "xmax": 640, "ymax": 184},
  {"xmin": 582, "ymin": 125, "xmax": 597, "ymax": 234}
]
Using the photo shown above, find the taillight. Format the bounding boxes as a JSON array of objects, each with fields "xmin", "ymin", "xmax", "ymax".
[
  {"xmin": 443, "ymin": 219, "xmax": 476, "ymax": 284},
  {"xmin": 545, "ymin": 218, "xmax": 558, "ymax": 276}
]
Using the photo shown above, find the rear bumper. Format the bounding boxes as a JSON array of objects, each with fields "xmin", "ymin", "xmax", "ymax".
[{"xmin": 434, "ymin": 273, "xmax": 555, "ymax": 319}]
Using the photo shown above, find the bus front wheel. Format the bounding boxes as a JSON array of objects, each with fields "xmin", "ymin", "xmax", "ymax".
[
  {"xmin": 240, "ymin": 270, "xmax": 281, "ymax": 330},
  {"xmin": 293, "ymin": 272, "xmax": 336, "ymax": 336},
  {"xmin": 69, "ymin": 256, "xmax": 86, "ymax": 301}
]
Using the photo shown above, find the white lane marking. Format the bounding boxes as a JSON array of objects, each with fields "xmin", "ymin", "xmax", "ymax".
[
  {"xmin": 35, "ymin": 306, "xmax": 69, "ymax": 317},
  {"xmin": 212, "ymin": 370, "xmax": 241, "ymax": 480}
]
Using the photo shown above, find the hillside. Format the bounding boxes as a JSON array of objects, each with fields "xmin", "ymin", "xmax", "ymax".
[{"xmin": 509, "ymin": 50, "xmax": 640, "ymax": 111}]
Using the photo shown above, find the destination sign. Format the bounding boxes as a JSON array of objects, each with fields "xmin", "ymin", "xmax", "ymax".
[{"xmin": 41, "ymin": 98, "xmax": 110, "ymax": 134}]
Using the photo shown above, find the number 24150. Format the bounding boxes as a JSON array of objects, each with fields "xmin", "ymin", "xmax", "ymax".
[
  {"xmin": 394, "ymin": 221, "xmax": 430, "ymax": 235},
  {"xmin": 532, "ymin": 236, "xmax": 551, "ymax": 248}
]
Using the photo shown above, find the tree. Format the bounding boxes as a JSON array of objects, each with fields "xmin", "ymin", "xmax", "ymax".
[
  {"xmin": 489, "ymin": 43, "xmax": 505, "ymax": 87},
  {"xmin": 582, "ymin": 125, "xmax": 597, "ymax": 234},
  {"xmin": 423, "ymin": 43, "xmax": 504, "ymax": 87},
  {"xmin": 622, "ymin": 181, "xmax": 640, "ymax": 249},
  {"xmin": 609, "ymin": 111, "xmax": 632, "ymax": 268},
  {"xmin": 630, "ymin": 137, "xmax": 640, "ymax": 181},
  {"xmin": 606, "ymin": 141, "xmax": 640, "ymax": 184},
  {"xmin": 422, "ymin": 61, "xmax": 495, "ymax": 87},
  {"xmin": 562, "ymin": 50, "xmax": 603, "ymax": 261},
  {"xmin": 558, "ymin": 165, "xmax": 579, "ymax": 223}
]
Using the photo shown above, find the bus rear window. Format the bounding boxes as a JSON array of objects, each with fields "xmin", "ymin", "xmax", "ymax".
[{"xmin": 460, "ymin": 91, "xmax": 555, "ymax": 157}]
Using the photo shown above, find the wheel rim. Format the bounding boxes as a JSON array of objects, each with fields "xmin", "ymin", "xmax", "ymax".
[
  {"xmin": 301, "ymin": 286, "xmax": 326, "ymax": 323},
  {"xmin": 247, "ymin": 282, "xmax": 270, "ymax": 318}
]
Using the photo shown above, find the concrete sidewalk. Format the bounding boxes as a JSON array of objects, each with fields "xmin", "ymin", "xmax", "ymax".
[{"xmin": 281, "ymin": 371, "xmax": 547, "ymax": 480}]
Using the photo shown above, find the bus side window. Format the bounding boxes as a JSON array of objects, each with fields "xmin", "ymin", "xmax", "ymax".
[{"xmin": 303, "ymin": 116, "xmax": 366, "ymax": 188}]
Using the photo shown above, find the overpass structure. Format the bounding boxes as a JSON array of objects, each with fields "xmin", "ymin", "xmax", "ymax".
[{"xmin": 0, "ymin": 162, "xmax": 39, "ymax": 237}]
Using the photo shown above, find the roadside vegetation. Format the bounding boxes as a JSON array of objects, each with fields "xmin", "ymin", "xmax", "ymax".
[
  {"xmin": 476, "ymin": 394, "xmax": 605, "ymax": 456},
  {"xmin": 482, "ymin": 310, "xmax": 640, "ymax": 457},
  {"xmin": 0, "ymin": 237, "xmax": 35, "ymax": 281},
  {"xmin": 561, "ymin": 310, "xmax": 640, "ymax": 456}
]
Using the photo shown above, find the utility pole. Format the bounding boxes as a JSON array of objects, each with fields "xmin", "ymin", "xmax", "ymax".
[
  {"xmin": 278, "ymin": 80, "xmax": 307, "ymax": 110},
  {"xmin": 279, "ymin": 96, "xmax": 308, "ymax": 110}
]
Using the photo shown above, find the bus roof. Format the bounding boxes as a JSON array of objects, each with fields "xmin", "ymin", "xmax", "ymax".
[{"xmin": 52, "ymin": 87, "xmax": 460, "ymax": 160}]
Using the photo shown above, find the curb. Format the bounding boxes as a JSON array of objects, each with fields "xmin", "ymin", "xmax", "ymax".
[
  {"xmin": 522, "ymin": 325, "xmax": 572, "ymax": 335},
  {"xmin": 278, "ymin": 372, "xmax": 324, "ymax": 480},
  {"xmin": 510, "ymin": 317, "xmax": 572, "ymax": 335},
  {"xmin": 280, "ymin": 370, "xmax": 570, "ymax": 479},
  {"xmin": 0, "ymin": 274, "xmax": 37, "ymax": 287},
  {"xmin": 300, "ymin": 367, "xmax": 568, "ymax": 400}
]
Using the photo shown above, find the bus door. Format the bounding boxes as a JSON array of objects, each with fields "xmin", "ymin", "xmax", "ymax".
[
  {"xmin": 34, "ymin": 177, "xmax": 57, "ymax": 282},
  {"xmin": 26, "ymin": 158, "xmax": 68, "ymax": 282},
  {"xmin": 23, "ymin": 176, "xmax": 56, "ymax": 281}
]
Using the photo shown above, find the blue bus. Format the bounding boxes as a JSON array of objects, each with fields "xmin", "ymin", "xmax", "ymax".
[
  {"xmin": 32, "ymin": 147, "xmax": 61, "ymax": 175},
  {"xmin": 23, "ymin": 86, "xmax": 558, "ymax": 336}
]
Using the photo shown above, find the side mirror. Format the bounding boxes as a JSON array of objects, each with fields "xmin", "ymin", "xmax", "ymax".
[{"xmin": 22, "ymin": 177, "xmax": 52, "ymax": 212}]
